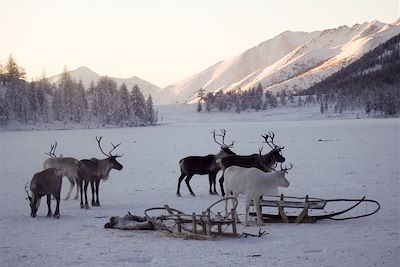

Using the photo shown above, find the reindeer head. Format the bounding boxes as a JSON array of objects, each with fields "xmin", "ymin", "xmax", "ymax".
[
  {"xmin": 261, "ymin": 132, "xmax": 285, "ymax": 163},
  {"xmin": 212, "ymin": 129, "xmax": 236, "ymax": 157},
  {"xmin": 277, "ymin": 163, "xmax": 293, "ymax": 187},
  {"xmin": 96, "ymin": 136, "xmax": 123, "ymax": 171},
  {"xmin": 25, "ymin": 182, "xmax": 37, "ymax": 217}
]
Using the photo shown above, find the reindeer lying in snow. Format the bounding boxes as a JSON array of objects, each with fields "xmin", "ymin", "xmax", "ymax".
[
  {"xmin": 224, "ymin": 163, "xmax": 292, "ymax": 226},
  {"xmin": 25, "ymin": 168, "xmax": 63, "ymax": 218},
  {"xmin": 104, "ymin": 212, "xmax": 155, "ymax": 230}
]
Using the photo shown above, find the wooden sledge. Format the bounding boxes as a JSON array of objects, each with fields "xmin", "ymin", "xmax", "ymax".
[
  {"xmin": 249, "ymin": 194, "xmax": 380, "ymax": 223},
  {"xmin": 144, "ymin": 197, "xmax": 239, "ymax": 240}
]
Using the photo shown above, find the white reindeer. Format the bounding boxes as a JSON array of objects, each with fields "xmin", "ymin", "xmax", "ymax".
[
  {"xmin": 43, "ymin": 142, "xmax": 80, "ymax": 200},
  {"xmin": 224, "ymin": 164, "xmax": 292, "ymax": 226}
]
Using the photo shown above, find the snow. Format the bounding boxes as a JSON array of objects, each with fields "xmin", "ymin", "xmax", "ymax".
[{"xmin": 1, "ymin": 105, "xmax": 399, "ymax": 267}]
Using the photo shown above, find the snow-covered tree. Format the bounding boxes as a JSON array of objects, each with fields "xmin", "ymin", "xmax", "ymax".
[
  {"xmin": 129, "ymin": 84, "xmax": 146, "ymax": 125},
  {"xmin": 113, "ymin": 83, "xmax": 130, "ymax": 125},
  {"xmin": 145, "ymin": 95, "xmax": 157, "ymax": 125},
  {"xmin": 0, "ymin": 95, "xmax": 9, "ymax": 125}
]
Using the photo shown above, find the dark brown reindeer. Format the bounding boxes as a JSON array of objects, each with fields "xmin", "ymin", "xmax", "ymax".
[
  {"xmin": 176, "ymin": 129, "xmax": 236, "ymax": 197},
  {"xmin": 77, "ymin": 137, "xmax": 123, "ymax": 209},
  {"xmin": 43, "ymin": 142, "xmax": 80, "ymax": 200},
  {"xmin": 25, "ymin": 168, "xmax": 63, "ymax": 218},
  {"xmin": 218, "ymin": 132, "xmax": 286, "ymax": 196}
]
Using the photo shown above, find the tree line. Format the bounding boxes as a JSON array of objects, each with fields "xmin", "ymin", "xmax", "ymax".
[
  {"xmin": 197, "ymin": 84, "xmax": 315, "ymax": 113},
  {"xmin": 0, "ymin": 56, "xmax": 157, "ymax": 127}
]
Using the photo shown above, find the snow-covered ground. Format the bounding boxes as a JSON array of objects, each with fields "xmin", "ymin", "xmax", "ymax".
[{"xmin": 1, "ymin": 105, "xmax": 399, "ymax": 267}]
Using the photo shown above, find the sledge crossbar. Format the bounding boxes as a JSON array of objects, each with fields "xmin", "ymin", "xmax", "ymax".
[{"xmin": 258, "ymin": 199, "xmax": 327, "ymax": 209}]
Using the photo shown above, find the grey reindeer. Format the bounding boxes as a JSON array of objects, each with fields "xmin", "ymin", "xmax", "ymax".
[{"xmin": 43, "ymin": 142, "xmax": 80, "ymax": 200}]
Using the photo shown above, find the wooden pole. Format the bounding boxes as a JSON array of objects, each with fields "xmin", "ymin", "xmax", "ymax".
[
  {"xmin": 217, "ymin": 212, "xmax": 222, "ymax": 234},
  {"xmin": 177, "ymin": 215, "xmax": 182, "ymax": 233},
  {"xmin": 192, "ymin": 213, "xmax": 197, "ymax": 234},
  {"xmin": 206, "ymin": 211, "xmax": 211, "ymax": 236},
  {"xmin": 231, "ymin": 208, "xmax": 237, "ymax": 235},
  {"xmin": 201, "ymin": 212, "xmax": 206, "ymax": 233}
]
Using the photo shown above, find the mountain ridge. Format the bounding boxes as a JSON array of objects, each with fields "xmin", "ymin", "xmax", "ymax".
[
  {"xmin": 157, "ymin": 19, "xmax": 400, "ymax": 104},
  {"xmin": 48, "ymin": 66, "xmax": 160, "ymax": 97}
]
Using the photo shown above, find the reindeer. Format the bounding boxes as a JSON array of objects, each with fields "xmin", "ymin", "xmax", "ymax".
[
  {"xmin": 224, "ymin": 163, "xmax": 293, "ymax": 226},
  {"xmin": 25, "ymin": 168, "xmax": 63, "ymax": 218},
  {"xmin": 77, "ymin": 137, "xmax": 123, "ymax": 209},
  {"xmin": 176, "ymin": 129, "xmax": 236, "ymax": 197},
  {"xmin": 218, "ymin": 132, "xmax": 286, "ymax": 196},
  {"xmin": 43, "ymin": 142, "xmax": 80, "ymax": 200}
]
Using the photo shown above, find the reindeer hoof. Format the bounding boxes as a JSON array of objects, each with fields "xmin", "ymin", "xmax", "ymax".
[
  {"xmin": 85, "ymin": 203, "xmax": 90, "ymax": 209},
  {"xmin": 47, "ymin": 212, "xmax": 52, "ymax": 217},
  {"xmin": 80, "ymin": 203, "xmax": 84, "ymax": 209},
  {"xmin": 53, "ymin": 214, "xmax": 60, "ymax": 219},
  {"xmin": 176, "ymin": 193, "xmax": 181, "ymax": 197}
]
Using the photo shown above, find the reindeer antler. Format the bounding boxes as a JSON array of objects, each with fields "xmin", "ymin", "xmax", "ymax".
[
  {"xmin": 24, "ymin": 182, "xmax": 31, "ymax": 201},
  {"xmin": 261, "ymin": 132, "xmax": 284, "ymax": 150},
  {"xmin": 280, "ymin": 163, "xmax": 293, "ymax": 173},
  {"xmin": 212, "ymin": 129, "xmax": 234, "ymax": 148},
  {"xmin": 96, "ymin": 136, "xmax": 123, "ymax": 158},
  {"xmin": 44, "ymin": 141, "xmax": 59, "ymax": 158}
]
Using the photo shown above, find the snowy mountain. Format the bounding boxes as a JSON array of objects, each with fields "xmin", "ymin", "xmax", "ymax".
[
  {"xmin": 157, "ymin": 19, "xmax": 400, "ymax": 104},
  {"xmin": 49, "ymin": 66, "xmax": 160, "ymax": 97}
]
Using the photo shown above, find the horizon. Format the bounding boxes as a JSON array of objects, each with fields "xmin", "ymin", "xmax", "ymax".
[{"xmin": 1, "ymin": 0, "xmax": 399, "ymax": 88}]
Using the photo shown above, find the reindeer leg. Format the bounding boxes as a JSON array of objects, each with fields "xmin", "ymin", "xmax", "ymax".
[
  {"xmin": 79, "ymin": 178, "xmax": 84, "ymax": 209},
  {"xmin": 219, "ymin": 174, "xmax": 225, "ymax": 197},
  {"xmin": 73, "ymin": 177, "xmax": 80, "ymax": 200},
  {"xmin": 64, "ymin": 176, "xmax": 75, "ymax": 200},
  {"xmin": 185, "ymin": 174, "xmax": 196, "ymax": 197},
  {"xmin": 90, "ymin": 181, "xmax": 95, "ymax": 206},
  {"xmin": 212, "ymin": 172, "xmax": 218, "ymax": 195},
  {"xmin": 176, "ymin": 172, "xmax": 186, "ymax": 197},
  {"xmin": 84, "ymin": 180, "xmax": 89, "ymax": 209},
  {"xmin": 46, "ymin": 194, "xmax": 52, "ymax": 217},
  {"xmin": 254, "ymin": 197, "xmax": 264, "ymax": 226},
  {"xmin": 53, "ymin": 196, "xmax": 60, "ymax": 219},
  {"xmin": 95, "ymin": 180, "xmax": 100, "ymax": 206},
  {"xmin": 208, "ymin": 174, "xmax": 213, "ymax": 195}
]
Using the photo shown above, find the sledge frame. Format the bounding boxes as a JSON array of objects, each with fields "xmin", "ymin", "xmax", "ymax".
[
  {"xmin": 144, "ymin": 197, "xmax": 240, "ymax": 240},
  {"xmin": 249, "ymin": 194, "xmax": 380, "ymax": 223}
]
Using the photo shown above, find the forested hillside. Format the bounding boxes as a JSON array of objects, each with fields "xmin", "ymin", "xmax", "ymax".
[{"xmin": 302, "ymin": 34, "xmax": 400, "ymax": 116}]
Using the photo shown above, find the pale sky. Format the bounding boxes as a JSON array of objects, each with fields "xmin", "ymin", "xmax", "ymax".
[{"xmin": 1, "ymin": 0, "xmax": 399, "ymax": 87}]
